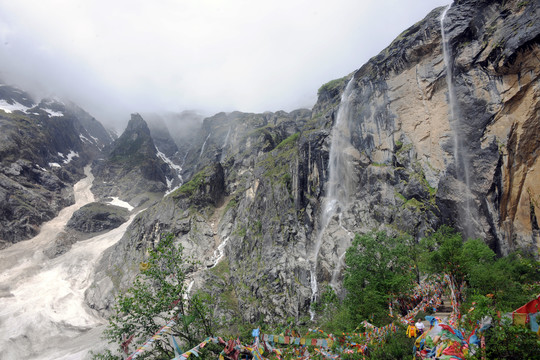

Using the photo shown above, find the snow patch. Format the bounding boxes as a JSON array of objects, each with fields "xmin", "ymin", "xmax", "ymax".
[
  {"xmin": 48, "ymin": 162, "xmax": 61, "ymax": 168},
  {"xmin": 79, "ymin": 134, "xmax": 91, "ymax": 143},
  {"xmin": 0, "ymin": 99, "xmax": 31, "ymax": 113},
  {"xmin": 156, "ymin": 150, "xmax": 183, "ymax": 189},
  {"xmin": 63, "ymin": 151, "xmax": 79, "ymax": 164},
  {"xmin": 165, "ymin": 185, "xmax": 181, "ymax": 196},
  {"xmin": 43, "ymin": 108, "xmax": 64, "ymax": 117},
  {"xmin": 107, "ymin": 197, "xmax": 134, "ymax": 211}
]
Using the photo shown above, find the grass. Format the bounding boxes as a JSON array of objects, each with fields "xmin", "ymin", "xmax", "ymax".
[
  {"xmin": 171, "ymin": 168, "xmax": 207, "ymax": 197},
  {"xmin": 317, "ymin": 77, "xmax": 347, "ymax": 96},
  {"xmin": 275, "ymin": 133, "xmax": 299, "ymax": 150}
]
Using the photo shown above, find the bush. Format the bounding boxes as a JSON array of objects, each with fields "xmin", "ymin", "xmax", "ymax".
[
  {"xmin": 481, "ymin": 318, "xmax": 540, "ymax": 360},
  {"xmin": 364, "ymin": 329, "xmax": 415, "ymax": 360},
  {"xmin": 92, "ymin": 233, "xmax": 218, "ymax": 359}
]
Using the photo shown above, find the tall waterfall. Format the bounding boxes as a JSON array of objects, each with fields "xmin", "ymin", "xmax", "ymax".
[
  {"xmin": 220, "ymin": 126, "xmax": 231, "ymax": 162},
  {"xmin": 310, "ymin": 77, "xmax": 356, "ymax": 318},
  {"xmin": 440, "ymin": 4, "xmax": 475, "ymax": 238},
  {"xmin": 199, "ymin": 133, "xmax": 211, "ymax": 157}
]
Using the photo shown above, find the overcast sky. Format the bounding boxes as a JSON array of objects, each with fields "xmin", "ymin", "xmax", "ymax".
[{"xmin": 0, "ymin": 0, "xmax": 449, "ymax": 129}]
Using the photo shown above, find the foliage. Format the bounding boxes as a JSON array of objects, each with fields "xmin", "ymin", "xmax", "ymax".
[
  {"xmin": 312, "ymin": 285, "xmax": 355, "ymax": 332},
  {"xmin": 420, "ymin": 225, "xmax": 466, "ymax": 282},
  {"xmin": 93, "ymin": 233, "xmax": 217, "ymax": 359},
  {"xmin": 275, "ymin": 132, "xmax": 299, "ymax": 150},
  {"xmin": 421, "ymin": 226, "xmax": 540, "ymax": 312},
  {"xmin": 344, "ymin": 231, "xmax": 416, "ymax": 326},
  {"xmin": 364, "ymin": 328, "xmax": 415, "ymax": 360},
  {"xmin": 480, "ymin": 317, "xmax": 540, "ymax": 360},
  {"xmin": 317, "ymin": 77, "xmax": 347, "ymax": 96}
]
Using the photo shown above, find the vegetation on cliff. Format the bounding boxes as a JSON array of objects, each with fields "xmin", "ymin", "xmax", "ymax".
[
  {"xmin": 93, "ymin": 234, "xmax": 218, "ymax": 359},
  {"xmin": 94, "ymin": 227, "xmax": 540, "ymax": 359}
]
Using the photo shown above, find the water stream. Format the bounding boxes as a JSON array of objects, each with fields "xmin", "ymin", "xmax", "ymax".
[
  {"xmin": 199, "ymin": 133, "xmax": 211, "ymax": 158},
  {"xmin": 220, "ymin": 126, "xmax": 231, "ymax": 162},
  {"xmin": 309, "ymin": 78, "xmax": 356, "ymax": 318},
  {"xmin": 440, "ymin": 4, "xmax": 475, "ymax": 238}
]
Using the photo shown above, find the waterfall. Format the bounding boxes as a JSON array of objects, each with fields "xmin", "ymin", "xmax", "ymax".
[
  {"xmin": 199, "ymin": 133, "xmax": 211, "ymax": 157},
  {"xmin": 309, "ymin": 77, "xmax": 356, "ymax": 319},
  {"xmin": 440, "ymin": 4, "xmax": 475, "ymax": 238},
  {"xmin": 220, "ymin": 126, "xmax": 231, "ymax": 162}
]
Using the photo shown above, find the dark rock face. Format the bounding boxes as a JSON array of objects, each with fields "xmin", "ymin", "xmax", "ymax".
[
  {"xmin": 145, "ymin": 114, "xmax": 180, "ymax": 158},
  {"xmin": 0, "ymin": 84, "xmax": 113, "ymax": 247},
  {"xmin": 67, "ymin": 202, "xmax": 129, "ymax": 233},
  {"xmin": 91, "ymin": 113, "xmax": 176, "ymax": 205}
]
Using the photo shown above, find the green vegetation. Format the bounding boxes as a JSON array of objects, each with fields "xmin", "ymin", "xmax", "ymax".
[
  {"xmin": 517, "ymin": 1, "xmax": 529, "ymax": 9},
  {"xmin": 309, "ymin": 227, "xmax": 540, "ymax": 357},
  {"xmin": 275, "ymin": 132, "xmax": 299, "ymax": 150},
  {"xmin": 344, "ymin": 232, "xmax": 416, "ymax": 326},
  {"xmin": 92, "ymin": 233, "xmax": 218, "ymax": 359},
  {"xmin": 93, "ymin": 224, "xmax": 540, "ymax": 359},
  {"xmin": 171, "ymin": 168, "xmax": 207, "ymax": 198},
  {"xmin": 317, "ymin": 76, "xmax": 347, "ymax": 96}
]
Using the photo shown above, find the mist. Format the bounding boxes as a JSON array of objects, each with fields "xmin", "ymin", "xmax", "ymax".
[{"xmin": 0, "ymin": 0, "xmax": 449, "ymax": 130}]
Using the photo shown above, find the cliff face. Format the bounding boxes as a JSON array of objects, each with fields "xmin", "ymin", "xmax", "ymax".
[
  {"xmin": 87, "ymin": 0, "xmax": 540, "ymax": 324},
  {"xmin": 0, "ymin": 85, "xmax": 113, "ymax": 247},
  {"xmin": 344, "ymin": 0, "xmax": 540, "ymax": 254}
]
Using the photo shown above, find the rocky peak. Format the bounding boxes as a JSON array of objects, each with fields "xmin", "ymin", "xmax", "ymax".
[
  {"xmin": 109, "ymin": 113, "xmax": 157, "ymax": 161},
  {"xmin": 91, "ymin": 113, "xmax": 184, "ymax": 206},
  {"xmin": 144, "ymin": 113, "xmax": 180, "ymax": 158},
  {"xmin": 124, "ymin": 113, "xmax": 150, "ymax": 134}
]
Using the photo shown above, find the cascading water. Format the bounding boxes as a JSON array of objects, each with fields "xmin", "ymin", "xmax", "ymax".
[
  {"xmin": 199, "ymin": 133, "xmax": 211, "ymax": 157},
  {"xmin": 309, "ymin": 77, "xmax": 356, "ymax": 319},
  {"xmin": 0, "ymin": 167, "xmax": 136, "ymax": 359},
  {"xmin": 440, "ymin": 4, "xmax": 475, "ymax": 238},
  {"xmin": 220, "ymin": 126, "xmax": 231, "ymax": 162}
]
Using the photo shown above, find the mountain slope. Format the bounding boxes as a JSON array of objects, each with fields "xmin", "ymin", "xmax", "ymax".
[
  {"xmin": 87, "ymin": 0, "xmax": 539, "ymax": 325},
  {"xmin": 0, "ymin": 83, "xmax": 113, "ymax": 247}
]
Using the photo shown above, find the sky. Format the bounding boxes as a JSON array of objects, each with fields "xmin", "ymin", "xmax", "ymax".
[{"xmin": 0, "ymin": 0, "xmax": 449, "ymax": 130}]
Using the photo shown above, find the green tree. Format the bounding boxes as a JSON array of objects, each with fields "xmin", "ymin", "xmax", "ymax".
[
  {"xmin": 95, "ymin": 233, "xmax": 217, "ymax": 359},
  {"xmin": 421, "ymin": 225, "xmax": 465, "ymax": 282},
  {"xmin": 482, "ymin": 317, "xmax": 540, "ymax": 360},
  {"xmin": 344, "ymin": 231, "xmax": 415, "ymax": 326}
]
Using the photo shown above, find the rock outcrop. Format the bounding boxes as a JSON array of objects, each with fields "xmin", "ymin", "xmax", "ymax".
[
  {"xmin": 67, "ymin": 202, "xmax": 129, "ymax": 233},
  {"xmin": 91, "ymin": 113, "xmax": 179, "ymax": 206}
]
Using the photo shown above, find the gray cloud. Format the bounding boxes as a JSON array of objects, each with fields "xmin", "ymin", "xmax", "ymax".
[{"xmin": 0, "ymin": 0, "xmax": 449, "ymax": 130}]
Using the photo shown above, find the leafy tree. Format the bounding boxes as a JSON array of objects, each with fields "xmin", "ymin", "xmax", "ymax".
[
  {"xmin": 343, "ymin": 231, "xmax": 415, "ymax": 326},
  {"xmin": 482, "ymin": 317, "xmax": 540, "ymax": 360},
  {"xmin": 94, "ymin": 233, "xmax": 217, "ymax": 359},
  {"xmin": 420, "ymin": 225, "xmax": 465, "ymax": 282}
]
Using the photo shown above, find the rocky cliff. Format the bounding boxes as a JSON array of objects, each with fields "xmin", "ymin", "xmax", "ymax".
[
  {"xmin": 91, "ymin": 113, "xmax": 181, "ymax": 207},
  {"xmin": 0, "ymin": 84, "xmax": 113, "ymax": 248},
  {"xmin": 87, "ymin": 0, "xmax": 539, "ymax": 325}
]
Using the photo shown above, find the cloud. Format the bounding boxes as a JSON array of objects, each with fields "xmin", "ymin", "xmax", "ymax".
[{"xmin": 0, "ymin": 0, "xmax": 449, "ymax": 129}]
